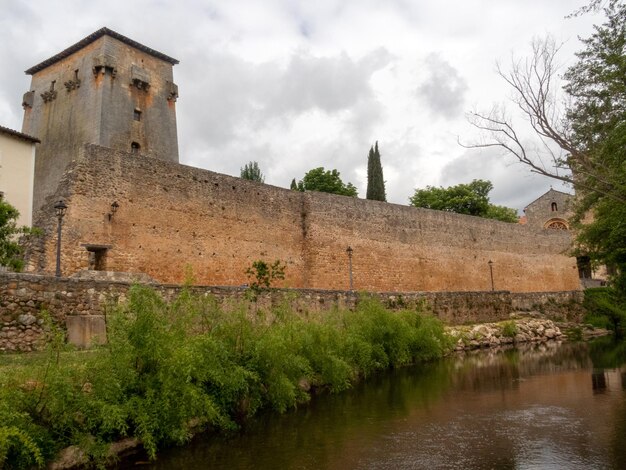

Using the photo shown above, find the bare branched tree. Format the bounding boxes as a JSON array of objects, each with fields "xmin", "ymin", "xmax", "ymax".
[
  {"xmin": 567, "ymin": 0, "xmax": 620, "ymax": 17},
  {"xmin": 461, "ymin": 36, "xmax": 626, "ymax": 204}
]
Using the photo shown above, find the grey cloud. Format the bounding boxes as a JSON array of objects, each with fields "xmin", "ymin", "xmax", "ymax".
[
  {"xmin": 417, "ymin": 53, "xmax": 468, "ymax": 119},
  {"xmin": 178, "ymin": 51, "xmax": 265, "ymax": 147},
  {"xmin": 269, "ymin": 48, "xmax": 392, "ymax": 114},
  {"xmin": 0, "ymin": 3, "xmax": 42, "ymax": 125},
  {"xmin": 179, "ymin": 47, "xmax": 391, "ymax": 152},
  {"xmin": 382, "ymin": 139, "xmax": 426, "ymax": 204}
]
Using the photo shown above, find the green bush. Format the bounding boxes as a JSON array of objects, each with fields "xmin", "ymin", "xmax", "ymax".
[
  {"xmin": 501, "ymin": 321, "xmax": 518, "ymax": 338},
  {"xmin": 584, "ymin": 287, "xmax": 626, "ymax": 334},
  {"xmin": 0, "ymin": 286, "xmax": 451, "ymax": 468}
]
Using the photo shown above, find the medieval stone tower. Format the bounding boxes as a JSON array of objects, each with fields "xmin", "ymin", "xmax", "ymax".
[{"xmin": 21, "ymin": 27, "xmax": 180, "ymax": 214}]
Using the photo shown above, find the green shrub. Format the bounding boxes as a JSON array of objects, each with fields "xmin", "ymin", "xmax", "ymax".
[
  {"xmin": 501, "ymin": 321, "xmax": 518, "ymax": 338},
  {"xmin": 245, "ymin": 259, "xmax": 286, "ymax": 298},
  {"xmin": 0, "ymin": 286, "xmax": 451, "ymax": 468},
  {"xmin": 584, "ymin": 287, "xmax": 626, "ymax": 334},
  {"xmin": 567, "ymin": 326, "xmax": 584, "ymax": 341},
  {"xmin": 0, "ymin": 426, "xmax": 44, "ymax": 469}
]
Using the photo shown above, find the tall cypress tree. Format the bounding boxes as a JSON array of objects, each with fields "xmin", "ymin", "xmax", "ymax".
[
  {"xmin": 240, "ymin": 161, "xmax": 265, "ymax": 182},
  {"xmin": 366, "ymin": 141, "xmax": 386, "ymax": 201}
]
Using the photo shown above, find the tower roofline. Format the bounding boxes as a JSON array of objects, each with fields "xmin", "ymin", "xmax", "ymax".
[{"xmin": 25, "ymin": 27, "xmax": 179, "ymax": 75}]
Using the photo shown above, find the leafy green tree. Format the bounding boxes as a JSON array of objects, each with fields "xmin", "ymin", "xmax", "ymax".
[
  {"xmin": 240, "ymin": 161, "xmax": 265, "ymax": 183},
  {"xmin": 466, "ymin": 3, "xmax": 626, "ymax": 320},
  {"xmin": 573, "ymin": 124, "xmax": 626, "ymax": 290},
  {"xmin": 295, "ymin": 167, "xmax": 358, "ymax": 197},
  {"xmin": 366, "ymin": 141, "xmax": 386, "ymax": 201},
  {"xmin": 290, "ymin": 178, "xmax": 298, "ymax": 190},
  {"xmin": 485, "ymin": 204, "xmax": 519, "ymax": 223},
  {"xmin": 409, "ymin": 179, "xmax": 518, "ymax": 222},
  {"xmin": 566, "ymin": 4, "xmax": 626, "ymax": 307},
  {"xmin": 0, "ymin": 198, "xmax": 36, "ymax": 271}
]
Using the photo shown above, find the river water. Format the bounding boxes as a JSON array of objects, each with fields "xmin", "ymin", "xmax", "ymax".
[{"xmin": 126, "ymin": 338, "xmax": 626, "ymax": 469}]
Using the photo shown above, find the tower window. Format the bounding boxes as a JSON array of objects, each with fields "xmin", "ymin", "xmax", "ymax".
[
  {"xmin": 133, "ymin": 108, "xmax": 142, "ymax": 121},
  {"xmin": 551, "ymin": 202, "xmax": 558, "ymax": 212},
  {"xmin": 131, "ymin": 142, "xmax": 141, "ymax": 154}
]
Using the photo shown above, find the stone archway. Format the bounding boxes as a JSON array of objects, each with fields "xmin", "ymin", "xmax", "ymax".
[{"xmin": 544, "ymin": 218, "xmax": 569, "ymax": 230}]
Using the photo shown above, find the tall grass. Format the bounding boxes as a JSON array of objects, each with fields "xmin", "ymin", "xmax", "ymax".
[{"xmin": 0, "ymin": 286, "xmax": 451, "ymax": 468}]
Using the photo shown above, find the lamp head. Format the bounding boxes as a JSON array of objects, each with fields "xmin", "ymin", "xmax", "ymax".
[{"xmin": 54, "ymin": 200, "xmax": 67, "ymax": 218}]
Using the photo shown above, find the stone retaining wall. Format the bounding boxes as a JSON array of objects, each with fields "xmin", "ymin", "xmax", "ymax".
[{"xmin": 0, "ymin": 272, "xmax": 584, "ymax": 352}]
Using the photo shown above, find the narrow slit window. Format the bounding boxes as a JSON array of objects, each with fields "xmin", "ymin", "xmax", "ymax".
[
  {"xmin": 551, "ymin": 202, "xmax": 558, "ymax": 212},
  {"xmin": 133, "ymin": 108, "xmax": 142, "ymax": 121},
  {"xmin": 131, "ymin": 142, "xmax": 141, "ymax": 154}
]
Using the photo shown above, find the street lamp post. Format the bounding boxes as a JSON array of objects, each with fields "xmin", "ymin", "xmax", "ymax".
[
  {"xmin": 54, "ymin": 200, "xmax": 67, "ymax": 278},
  {"xmin": 346, "ymin": 246, "xmax": 354, "ymax": 291},
  {"xmin": 488, "ymin": 260, "xmax": 494, "ymax": 291}
]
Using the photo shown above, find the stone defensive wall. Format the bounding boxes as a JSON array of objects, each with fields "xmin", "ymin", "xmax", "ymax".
[
  {"xmin": 27, "ymin": 144, "xmax": 581, "ymax": 293},
  {"xmin": 0, "ymin": 272, "xmax": 583, "ymax": 352}
]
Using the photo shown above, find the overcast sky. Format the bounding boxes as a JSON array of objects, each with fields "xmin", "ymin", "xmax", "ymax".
[{"xmin": 0, "ymin": 0, "xmax": 602, "ymax": 212}]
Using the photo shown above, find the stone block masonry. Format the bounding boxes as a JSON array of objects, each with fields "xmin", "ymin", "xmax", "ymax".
[
  {"xmin": 0, "ymin": 272, "xmax": 583, "ymax": 352},
  {"xmin": 27, "ymin": 144, "xmax": 581, "ymax": 294},
  {"xmin": 22, "ymin": 29, "xmax": 179, "ymax": 214}
]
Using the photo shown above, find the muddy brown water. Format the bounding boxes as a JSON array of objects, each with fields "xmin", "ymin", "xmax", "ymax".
[{"xmin": 122, "ymin": 339, "xmax": 626, "ymax": 469}]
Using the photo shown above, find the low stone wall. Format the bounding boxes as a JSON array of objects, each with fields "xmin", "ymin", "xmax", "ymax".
[
  {"xmin": 0, "ymin": 272, "xmax": 584, "ymax": 352},
  {"xmin": 511, "ymin": 291, "xmax": 585, "ymax": 321}
]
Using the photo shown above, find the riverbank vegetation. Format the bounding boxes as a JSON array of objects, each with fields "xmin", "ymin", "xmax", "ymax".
[
  {"xmin": 0, "ymin": 286, "xmax": 450, "ymax": 468},
  {"xmin": 584, "ymin": 287, "xmax": 626, "ymax": 336}
]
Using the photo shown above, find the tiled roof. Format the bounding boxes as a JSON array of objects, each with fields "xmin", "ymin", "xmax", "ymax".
[
  {"xmin": 0, "ymin": 125, "xmax": 40, "ymax": 143},
  {"xmin": 25, "ymin": 27, "xmax": 179, "ymax": 75}
]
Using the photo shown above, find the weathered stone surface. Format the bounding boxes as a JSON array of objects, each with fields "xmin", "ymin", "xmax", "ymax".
[
  {"xmin": 18, "ymin": 313, "xmax": 37, "ymax": 326},
  {"xmin": 48, "ymin": 445, "xmax": 86, "ymax": 470},
  {"xmin": 1, "ymin": 271, "xmax": 583, "ymax": 351},
  {"xmin": 447, "ymin": 318, "xmax": 571, "ymax": 352},
  {"xmin": 66, "ymin": 315, "xmax": 107, "ymax": 349},
  {"xmin": 24, "ymin": 31, "xmax": 179, "ymax": 215},
  {"xmin": 25, "ymin": 144, "xmax": 581, "ymax": 294}
]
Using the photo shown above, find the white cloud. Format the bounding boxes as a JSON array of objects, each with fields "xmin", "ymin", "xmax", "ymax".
[
  {"xmin": 0, "ymin": 0, "xmax": 601, "ymax": 210},
  {"xmin": 417, "ymin": 54, "xmax": 468, "ymax": 119}
]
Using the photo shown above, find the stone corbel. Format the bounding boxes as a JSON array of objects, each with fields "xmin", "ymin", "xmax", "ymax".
[
  {"xmin": 131, "ymin": 78, "xmax": 150, "ymax": 91},
  {"xmin": 166, "ymin": 81, "xmax": 178, "ymax": 102},
  {"xmin": 92, "ymin": 65, "xmax": 117, "ymax": 77},
  {"xmin": 64, "ymin": 70, "xmax": 81, "ymax": 92},
  {"xmin": 41, "ymin": 90, "xmax": 57, "ymax": 103},
  {"xmin": 64, "ymin": 79, "xmax": 81, "ymax": 91},
  {"xmin": 22, "ymin": 90, "xmax": 34, "ymax": 109},
  {"xmin": 40, "ymin": 81, "xmax": 57, "ymax": 103},
  {"xmin": 92, "ymin": 55, "xmax": 117, "ymax": 77},
  {"xmin": 130, "ymin": 65, "xmax": 151, "ymax": 91}
]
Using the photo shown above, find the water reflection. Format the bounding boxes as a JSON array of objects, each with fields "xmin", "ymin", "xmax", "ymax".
[{"xmin": 125, "ymin": 340, "xmax": 626, "ymax": 470}]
